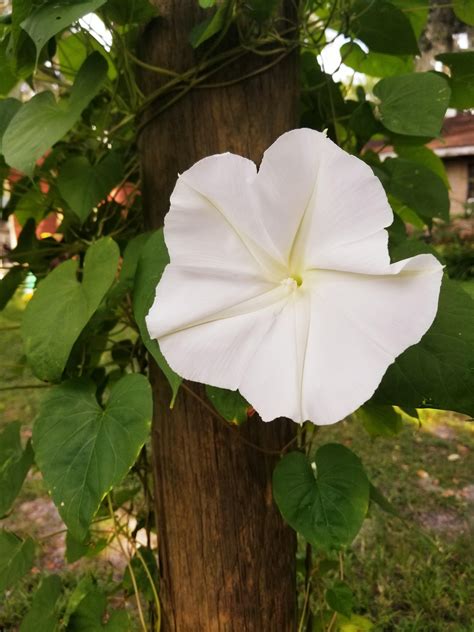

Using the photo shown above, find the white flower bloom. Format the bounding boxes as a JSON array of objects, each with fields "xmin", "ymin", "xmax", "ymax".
[{"xmin": 146, "ymin": 129, "xmax": 443, "ymax": 425}]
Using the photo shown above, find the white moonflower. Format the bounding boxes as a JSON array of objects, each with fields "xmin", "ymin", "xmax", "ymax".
[{"xmin": 146, "ymin": 129, "xmax": 443, "ymax": 425}]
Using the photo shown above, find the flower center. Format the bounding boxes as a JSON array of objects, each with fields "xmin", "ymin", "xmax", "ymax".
[{"xmin": 281, "ymin": 274, "xmax": 303, "ymax": 290}]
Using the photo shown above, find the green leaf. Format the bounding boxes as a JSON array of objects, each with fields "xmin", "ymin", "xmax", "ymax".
[
  {"xmin": 19, "ymin": 575, "xmax": 62, "ymax": 632},
  {"xmin": 273, "ymin": 445, "xmax": 369, "ymax": 551},
  {"xmin": 326, "ymin": 581, "xmax": 354, "ymax": 619},
  {"xmin": 62, "ymin": 576, "xmax": 94, "ymax": 628},
  {"xmin": 205, "ymin": 385, "xmax": 249, "ymax": 424},
  {"xmin": 21, "ymin": 0, "xmax": 107, "ymax": 60},
  {"xmin": 133, "ymin": 229, "xmax": 181, "ymax": 405},
  {"xmin": 436, "ymin": 52, "xmax": 474, "ymax": 110},
  {"xmin": 0, "ymin": 40, "xmax": 21, "ymax": 96},
  {"xmin": 394, "ymin": 144, "xmax": 449, "ymax": 187},
  {"xmin": 3, "ymin": 52, "xmax": 108, "ymax": 175},
  {"xmin": 390, "ymin": 0, "xmax": 429, "ymax": 37},
  {"xmin": 65, "ymin": 530, "xmax": 108, "ymax": 563},
  {"xmin": 14, "ymin": 190, "xmax": 49, "ymax": 226},
  {"xmin": 388, "ymin": 194, "xmax": 425, "ymax": 229},
  {"xmin": 21, "ymin": 237, "xmax": 119, "ymax": 382},
  {"xmin": 57, "ymin": 153, "xmax": 123, "ymax": 224},
  {"xmin": 350, "ymin": 0, "xmax": 419, "ymax": 55},
  {"xmin": 0, "ymin": 266, "xmax": 27, "ymax": 310},
  {"xmin": 340, "ymin": 42, "xmax": 413, "ymax": 78},
  {"xmin": 57, "ymin": 32, "xmax": 116, "ymax": 81},
  {"xmin": 384, "ymin": 158, "xmax": 450, "ymax": 223},
  {"xmin": 33, "ymin": 373, "xmax": 152, "ymax": 540},
  {"xmin": 0, "ymin": 422, "xmax": 34, "ymax": 517},
  {"xmin": 338, "ymin": 614, "xmax": 374, "ymax": 631},
  {"xmin": 102, "ymin": 0, "xmax": 156, "ymax": 24},
  {"xmin": 67, "ymin": 583, "xmax": 130, "ymax": 631},
  {"xmin": 122, "ymin": 547, "xmax": 159, "ymax": 602},
  {"xmin": 0, "ymin": 97, "xmax": 21, "ymax": 153},
  {"xmin": 189, "ymin": 0, "xmax": 231, "ymax": 48},
  {"xmin": 355, "ymin": 404, "xmax": 403, "ymax": 438},
  {"xmin": 0, "ymin": 530, "xmax": 35, "ymax": 593},
  {"xmin": 374, "ymin": 73, "xmax": 450, "ymax": 137},
  {"xmin": 374, "ymin": 279, "xmax": 474, "ymax": 418},
  {"xmin": 453, "ymin": 0, "xmax": 474, "ymax": 24},
  {"xmin": 349, "ymin": 101, "xmax": 384, "ymax": 147}
]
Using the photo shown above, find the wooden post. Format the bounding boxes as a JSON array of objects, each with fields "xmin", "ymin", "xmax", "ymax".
[{"xmin": 138, "ymin": 4, "xmax": 299, "ymax": 629}]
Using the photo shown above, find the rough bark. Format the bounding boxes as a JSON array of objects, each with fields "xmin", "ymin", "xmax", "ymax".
[{"xmin": 138, "ymin": 3, "xmax": 299, "ymax": 630}]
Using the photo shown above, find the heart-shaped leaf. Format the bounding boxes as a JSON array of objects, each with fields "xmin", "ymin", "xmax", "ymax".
[
  {"xmin": 273, "ymin": 444, "xmax": 369, "ymax": 551},
  {"xmin": 57, "ymin": 153, "xmax": 123, "ymax": 224},
  {"xmin": 21, "ymin": 0, "xmax": 107, "ymax": 60},
  {"xmin": 374, "ymin": 72, "xmax": 450, "ymax": 137},
  {"xmin": 326, "ymin": 581, "xmax": 354, "ymax": 619},
  {"xmin": 33, "ymin": 373, "xmax": 152, "ymax": 540},
  {"xmin": 21, "ymin": 237, "xmax": 119, "ymax": 382},
  {"xmin": 3, "ymin": 52, "xmax": 107, "ymax": 175},
  {"xmin": 350, "ymin": 0, "xmax": 419, "ymax": 55}
]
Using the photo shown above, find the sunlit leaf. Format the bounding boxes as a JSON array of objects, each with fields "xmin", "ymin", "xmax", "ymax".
[
  {"xmin": 355, "ymin": 404, "xmax": 403, "ymax": 438},
  {"xmin": 3, "ymin": 52, "xmax": 108, "ymax": 175},
  {"xmin": 21, "ymin": 237, "xmax": 119, "ymax": 382},
  {"xmin": 341, "ymin": 42, "xmax": 413, "ymax": 78},
  {"xmin": 21, "ymin": 0, "xmax": 107, "ymax": 59}
]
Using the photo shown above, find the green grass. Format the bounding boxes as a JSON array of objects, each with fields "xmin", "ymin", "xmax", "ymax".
[{"xmin": 319, "ymin": 412, "xmax": 474, "ymax": 631}]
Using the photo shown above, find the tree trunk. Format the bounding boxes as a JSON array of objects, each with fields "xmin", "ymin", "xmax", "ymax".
[{"xmin": 138, "ymin": 4, "xmax": 299, "ymax": 630}]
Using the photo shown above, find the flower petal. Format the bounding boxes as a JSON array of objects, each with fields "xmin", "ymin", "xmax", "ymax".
[
  {"xmin": 299, "ymin": 255, "xmax": 443, "ymax": 425},
  {"xmin": 238, "ymin": 290, "xmax": 312, "ymax": 423},
  {"xmin": 170, "ymin": 153, "xmax": 285, "ymax": 281},
  {"xmin": 281, "ymin": 131, "xmax": 394, "ymax": 275},
  {"xmin": 146, "ymin": 264, "xmax": 293, "ymax": 389},
  {"xmin": 254, "ymin": 129, "xmax": 335, "ymax": 265}
]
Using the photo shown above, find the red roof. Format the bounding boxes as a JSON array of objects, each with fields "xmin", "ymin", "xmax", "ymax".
[{"xmin": 430, "ymin": 113, "xmax": 474, "ymax": 153}]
